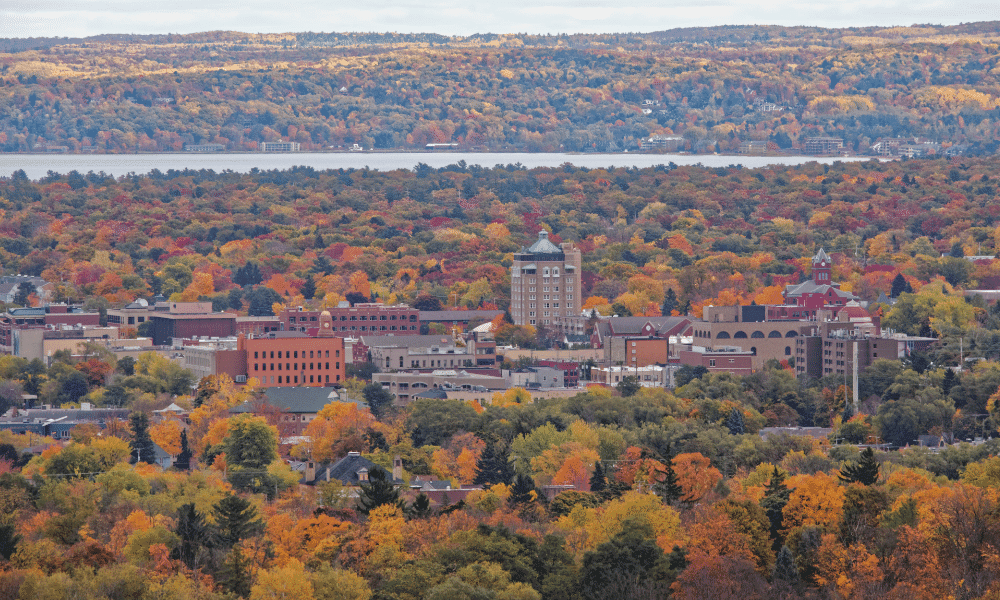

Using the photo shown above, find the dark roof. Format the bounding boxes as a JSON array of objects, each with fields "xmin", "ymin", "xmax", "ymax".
[
  {"xmin": 322, "ymin": 452, "xmax": 401, "ymax": 485},
  {"xmin": 783, "ymin": 281, "xmax": 856, "ymax": 299},
  {"xmin": 420, "ymin": 310, "xmax": 503, "ymax": 322},
  {"xmin": 231, "ymin": 387, "xmax": 343, "ymax": 414},
  {"xmin": 604, "ymin": 316, "xmax": 689, "ymax": 336},
  {"xmin": 413, "ymin": 389, "xmax": 449, "ymax": 399}
]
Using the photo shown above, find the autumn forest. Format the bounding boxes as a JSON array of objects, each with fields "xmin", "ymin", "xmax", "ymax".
[{"xmin": 3, "ymin": 19, "xmax": 1000, "ymax": 600}]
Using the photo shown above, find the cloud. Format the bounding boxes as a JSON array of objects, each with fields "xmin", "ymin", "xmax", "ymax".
[{"xmin": 1, "ymin": 0, "xmax": 998, "ymax": 38}]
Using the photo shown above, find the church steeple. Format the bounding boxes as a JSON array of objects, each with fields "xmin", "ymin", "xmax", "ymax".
[{"xmin": 812, "ymin": 248, "xmax": 832, "ymax": 283}]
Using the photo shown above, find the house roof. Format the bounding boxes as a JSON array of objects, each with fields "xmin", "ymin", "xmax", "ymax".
[
  {"xmin": 604, "ymin": 316, "xmax": 689, "ymax": 336},
  {"xmin": 231, "ymin": 387, "xmax": 342, "ymax": 415}
]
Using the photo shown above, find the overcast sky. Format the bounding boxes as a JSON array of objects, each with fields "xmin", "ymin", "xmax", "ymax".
[{"xmin": 2, "ymin": 0, "xmax": 999, "ymax": 39}]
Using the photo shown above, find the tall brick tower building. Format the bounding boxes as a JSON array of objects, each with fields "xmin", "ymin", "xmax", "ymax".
[{"xmin": 510, "ymin": 231, "xmax": 582, "ymax": 327}]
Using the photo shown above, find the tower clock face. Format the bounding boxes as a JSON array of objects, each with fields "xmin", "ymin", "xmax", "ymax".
[{"xmin": 324, "ymin": 322, "xmax": 330, "ymax": 328}]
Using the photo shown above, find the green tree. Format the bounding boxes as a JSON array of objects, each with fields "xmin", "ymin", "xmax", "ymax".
[
  {"xmin": 129, "ymin": 412, "xmax": 156, "ymax": 465},
  {"xmin": 838, "ymin": 447, "xmax": 880, "ymax": 485},
  {"xmin": 772, "ymin": 545, "xmax": 799, "ymax": 585},
  {"xmin": 589, "ymin": 461, "xmax": 607, "ymax": 493},
  {"xmin": 473, "ymin": 440, "xmax": 516, "ymax": 487},
  {"xmin": 301, "ymin": 274, "xmax": 317, "ymax": 300},
  {"xmin": 222, "ymin": 414, "xmax": 279, "ymax": 493},
  {"xmin": 175, "ymin": 428, "xmax": 192, "ymax": 471},
  {"xmin": 616, "ymin": 375, "xmax": 641, "ymax": 397},
  {"xmin": 760, "ymin": 467, "xmax": 790, "ymax": 549},
  {"xmin": 246, "ymin": 285, "xmax": 282, "ymax": 316},
  {"xmin": 362, "ymin": 382, "xmax": 394, "ymax": 419},
  {"xmin": 174, "ymin": 503, "xmax": 211, "ymax": 570},
  {"xmin": 405, "ymin": 398, "xmax": 479, "ymax": 446},
  {"xmin": 212, "ymin": 493, "xmax": 263, "ymax": 549},
  {"xmin": 653, "ymin": 453, "xmax": 683, "ymax": 505},
  {"xmin": 219, "ymin": 545, "xmax": 253, "ymax": 597},
  {"xmin": 509, "ymin": 473, "xmax": 539, "ymax": 507},
  {"xmin": 725, "ymin": 407, "xmax": 746, "ymax": 435},
  {"xmin": 356, "ymin": 465, "xmax": 405, "ymax": 516},
  {"xmin": 579, "ymin": 519, "xmax": 674, "ymax": 600}
]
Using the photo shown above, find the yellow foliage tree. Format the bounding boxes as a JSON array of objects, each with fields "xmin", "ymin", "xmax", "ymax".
[
  {"xmin": 781, "ymin": 472, "xmax": 846, "ymax": 535},
  {"xmin": 250, "ymin": 558, "xmax": 315, "ymax": 600},
  {"xmin": 149, "ymin": 419, "xmax": 183, "ymax": 456}
]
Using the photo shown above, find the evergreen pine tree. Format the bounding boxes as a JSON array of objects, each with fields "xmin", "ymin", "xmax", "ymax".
[
  {"xmin": 472, "ymin": 441, "xmax": 515, "ymax": 486},
  {"xmin": 301, "ymin": 274, "xmax": 317, "ymax": 300},
  {"xmin": 408, "ymin": 493, "xmax": 432, "ymax": 519},
  {"xmin": 212, "ymin": 494, "xmax": 263, "ymax": 549},
  {"xmin": 356, "ymin": 466, "xmax": 405, "ymax": 515},
  {"xmin": 175, "ymin": 503, "xmax": 210, "ymax": 569},
  {"xmin": 725, "ymin": 407, "xmax": 745, "ymax": 435},
  {"xmin": 589, "ymin": 461, "xmax": 607, "ymax": 493},
  {"xmin": 661, "ymin": 288, "xmax": 678, "ymax": 316},
  {"xmin": 838, "ymin": 447, "xmax": 880, "ymax": 486},
  {"xmin": 175, "ymin": 429, "xmax": 192, "ymax": 471},
  {"xmin": 890, "ymin": 273, "xmax": 908, "ymax": 298},
  {"xmin": 760, "ymin": 467, "xmax": 791, "ymax": 548},
  {"xmin": 654, "ymin": 450, "xmax": 684, "ymax": 504},
  {"xmin": 509, "ymin": 473, "xmax": 538, "ymax": 506},
  {"xmin": 772, "ymin": 545, "xmax": 800, "ymax": 584},
  {"xmin": 218, "ymin": 545, "xmax": 253, "ymax": 597},
  {"xmin": 943, "ymin": 368, "xmax": 956, "ymax": 396},
  {"xmin": 129, "ymin": 412, "xmax": 156, "ymax": 465}
]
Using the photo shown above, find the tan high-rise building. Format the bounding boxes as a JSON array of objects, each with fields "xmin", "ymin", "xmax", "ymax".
[{"xmin": 511, "ymin": 231, "xmax": 582, "ymax": 327}]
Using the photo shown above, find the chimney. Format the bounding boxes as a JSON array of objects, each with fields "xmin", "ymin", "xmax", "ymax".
[
  {"xmin": 393, "ymin": 454, "xmax": 403, "ymax": 481},
  {"xmin": 306, "ymin": 461, "xmax": 316, "ymax": 483}
]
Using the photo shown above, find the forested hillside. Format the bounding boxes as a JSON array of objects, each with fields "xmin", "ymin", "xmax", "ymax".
[
  {"xmin": 3, "ymin": 23, "xmax": 1000, "ymax": 152},
  {"xmin": 0, "ymin": 156, "xmax": 996, "ymax": 361}
]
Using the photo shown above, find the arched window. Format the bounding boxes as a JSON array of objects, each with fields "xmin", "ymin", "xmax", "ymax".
[
  {"xmin": 785, "ymin": 346, "xmax": 792, "ymax": 356},
  {"xmin": 543, "ymin": 267, "xmax": 550, "ymax": 276},
  {"xmin": 768, "ymin": 331, "xmax": 782, "ymax": 338},
  {"xmin": 751, "ymin": 331, "xmax": 765, "ymax": 338},
  {"xmin": 785, "ymin": 331, "xmax": 798, "ymax": 338},
  {"xmin": 552, "ymin": 267, "xmax": 560, "ymax": 277},
  {"xmin": 734, "ymin": 331, "xmax": 748, "ymax": 339},
  {"xmin": 717, "ymin": 331, "xmax": 731, "ymax": 339}
]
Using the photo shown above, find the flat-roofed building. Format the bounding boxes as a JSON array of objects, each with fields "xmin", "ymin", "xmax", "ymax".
[
  {"xmin": 373, "ymin": 369, "xmax": 508, "ymax": 405},
  {"xmin": 148, "ymin": 302, "xmax": 237, "ymax": 346},
  {"xmin": 281, "ymin": 303, "xmax": 419, "ymax": 335},
  {"xmin": 241, "ymin": 312, "xmax": 346, "ymax": 387}
]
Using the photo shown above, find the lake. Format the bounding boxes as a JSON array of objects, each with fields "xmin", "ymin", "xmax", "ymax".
[{"xmin": 0, "ymin": 152, "xmax": 871, "ymax": 180}]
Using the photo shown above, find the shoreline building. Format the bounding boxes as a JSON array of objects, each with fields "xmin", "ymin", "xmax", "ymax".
[{"xmin": 510, "ymin": 231, "xmax": 582, "ymax": 327}]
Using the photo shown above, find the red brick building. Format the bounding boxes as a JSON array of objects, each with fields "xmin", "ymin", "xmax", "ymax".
[
  {"xmin": 240, "ymin": 312, "xmax": 346, "ymax": 387},
  {"xmin": 280, "ymin": 303, "xmax": 419, "ymax": 335},
  {"xmin": 678, "ymin": 347, "xmax": 755, "ymax": 376}
]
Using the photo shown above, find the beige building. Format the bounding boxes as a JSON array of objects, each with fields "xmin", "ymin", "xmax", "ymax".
[
  {"xmin": 690, "ymin": 305, "xmax": 808, "ymax": 369},
  {"xmin": 511, "ymin": 231, "xmax": 582, "ymax": 327},
  {"xmin": 373, "ymin": 369, "xmax": 508, "ymax": 405}
]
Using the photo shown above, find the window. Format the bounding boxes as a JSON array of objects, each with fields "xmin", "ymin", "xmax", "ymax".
[{"xmin": 709, "ymin": 359, "xmax": 716, "ymax": 367}]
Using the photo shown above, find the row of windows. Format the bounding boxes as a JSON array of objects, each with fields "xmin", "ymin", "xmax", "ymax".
[
  {"xmin": 262, "ymin": 374, "xmax": 340, "ymax": 384},
  {"xmin": 289, "ymin": 314, "xmax": 416, "ymax": 323},
  {"xmin": 254, "ymin": 349, "xmax": 340, "ymax": 359},
  {"xmin": 709, "ymin": 330, "xmax": 798, "ymax": 339},
  {"xmin": 254, "ymin": 362, "xmax": 341, "ymax": 371}
]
